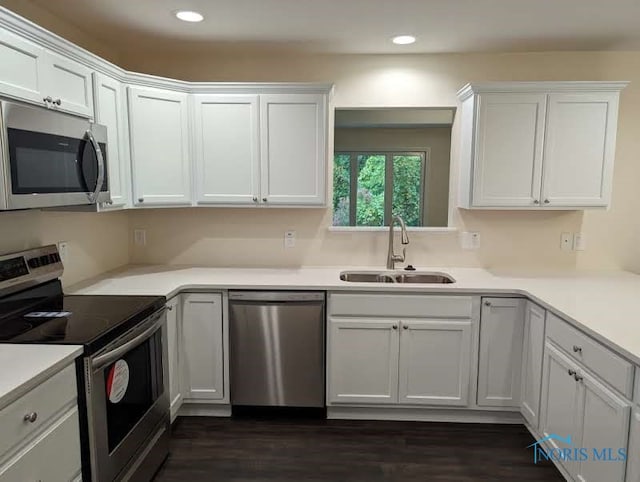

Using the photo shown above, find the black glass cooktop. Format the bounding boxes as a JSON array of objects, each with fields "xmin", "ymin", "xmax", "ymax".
[{"xmin": 0, "ymin": 280, "xmax": 165, "ymax": 354}]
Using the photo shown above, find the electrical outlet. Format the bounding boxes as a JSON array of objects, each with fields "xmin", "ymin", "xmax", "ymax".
[
  {"xmin": 57, "ymin": 241, "xmax": 68, "ymax": 263},
  {"xmin": 134, "ymin": 229, "xmax": 147, "ymax": 247},
  {"xmin": 284, "ymin": 231, "xmax": 296, "ymax": 249},
  {"xmin": 573, "ymin": 233, "xmax": 587, "ymax": 251},
  {"xmin": 460, "ymin": 232, "xmax": 480, "ymax": 250},
  {"xmin": 561, "ymin": 232, "xmax": 573, "ymax": 251}
]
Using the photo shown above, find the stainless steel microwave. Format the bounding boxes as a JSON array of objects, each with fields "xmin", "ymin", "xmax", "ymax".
[{"xmin": 0, "ymin": 100, "xmax": 110, "ymax": 210}]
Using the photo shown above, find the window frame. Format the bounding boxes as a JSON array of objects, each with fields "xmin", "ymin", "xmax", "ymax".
[{"xmin": 334, "ymin": 150, "xmax": 428, "ymax": 227}]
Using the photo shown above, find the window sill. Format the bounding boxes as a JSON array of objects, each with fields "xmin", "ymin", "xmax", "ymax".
[{"xmin": 327, "ymin": 226, "xmax": 458, "ymax": 233}]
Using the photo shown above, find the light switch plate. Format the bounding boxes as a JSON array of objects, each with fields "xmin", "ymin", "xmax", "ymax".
[
  {"xmin": 134, "ymin": 229, "xmax": 147, "ymax": 247},
  {"xmin": 284, "ymin": 231, "xmax": 296, "ymax": 249},
  {"xmin": 57, "ymin": 242, "xmax": 68, "ymax": 263},
  {"xmin": 573, "ymin": 233, "xmax": 587, "ymax": 251},
  {"xmin": 460, "ymin": 232, "xmax": 480, "ymax": 250}
]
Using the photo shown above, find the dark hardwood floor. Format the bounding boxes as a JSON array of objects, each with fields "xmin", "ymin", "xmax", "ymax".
[{"xmin": 154, "ymin": 416, "xmax": 564, "ymax": 481}]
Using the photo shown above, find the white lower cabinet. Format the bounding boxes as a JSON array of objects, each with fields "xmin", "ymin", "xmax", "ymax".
[
  {"xmin": 166, "ymin": 296, "xmax": 183, "ymax": 422},
  {"xmin": 328, "ymin": 319, "xmax": 399, "ymax": 404},
  {"xmin": 0, "ymin": 361, "xmax": 81, "ymax": 481},
  {"xmin": 181, "ymin": 293, "xmax": 225, "ymax": 401},
  {"xmin": 477, "ymin": 298, "xmax": 525, "ymax": 408},
  {"xmin": 328, "ymin": 310, "xmax": 475, "ymax": 407},
  {"xmin": 399, "ymin": 319, "xmax": 472, "ymax": 406},
  {"xmin": 520, "ymin": 301, "xmax": 546, "ymax": 427},
  {"xmin": 541, "ymin": 342, "xmax": 631, "ymax": 482},
  {"xmin": 627, "ymin": 408, "xmax": 640, "ymax": 482}
]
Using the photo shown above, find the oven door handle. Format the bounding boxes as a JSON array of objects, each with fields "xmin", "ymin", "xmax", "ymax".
[
  {"xmin": 85, "ymin": 128, "xmax": 105, "ymax": 204},
  {"xmin": 92, "ymin": 308, "xmax": 165, "ymax": 371}
]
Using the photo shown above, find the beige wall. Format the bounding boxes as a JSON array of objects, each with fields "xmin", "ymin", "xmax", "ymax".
[
  {"xmin": 0, "ymin": 210, "xmax": 129, "ymax": 286},
  {"xmin": 121, "ymin": 50, "xmax": 640, "ymax": 272},
  {"xmin": 334, "ymin": 127, "xmax": 451, "ymax": 227}
]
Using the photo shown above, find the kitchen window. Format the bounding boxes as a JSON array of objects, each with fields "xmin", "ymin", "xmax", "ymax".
[{"xmin": 333, "ymin": 151, "xmax": 427, "ymax": 227}]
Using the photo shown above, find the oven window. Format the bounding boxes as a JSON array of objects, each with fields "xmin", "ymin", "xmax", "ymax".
[
  {"xmin": 8, "ymin": 128, "xmax": 107, "ymax": 194},
  {"xmin": 103, "ymin": 332, "xmax": 159, "ymax": 453}
]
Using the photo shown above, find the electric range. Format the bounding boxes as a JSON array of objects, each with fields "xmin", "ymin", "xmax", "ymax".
[{"xmin": 0, "ymin": 245, "xmax": 170, "ymax": 482}]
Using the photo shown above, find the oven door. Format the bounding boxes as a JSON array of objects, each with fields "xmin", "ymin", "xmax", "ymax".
[
  {"xmin": 86, "ymin": 309, "xmax": 169, "ymax": 482},
  {"xmin": 1, "ymin": 100, "xmax": 110, "ymax": 210}
]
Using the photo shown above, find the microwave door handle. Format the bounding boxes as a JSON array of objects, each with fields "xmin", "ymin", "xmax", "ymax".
[
  {"xmin": 85, "ymin": 129, "xmax": 104, "ymax": 203},
  {"xmin": 91, "ymin": 309, "xmax": 165, "ymax": 371}
]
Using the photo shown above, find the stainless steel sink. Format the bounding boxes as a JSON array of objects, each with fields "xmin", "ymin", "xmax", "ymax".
[{"xmin": 339, "ymin": 271, "xmax": 455, "ymax": 284}]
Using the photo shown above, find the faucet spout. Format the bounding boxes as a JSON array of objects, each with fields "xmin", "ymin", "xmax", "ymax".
[{"xmin": 386, "ymin": 215, "xmax": 410, "ymax": 270}]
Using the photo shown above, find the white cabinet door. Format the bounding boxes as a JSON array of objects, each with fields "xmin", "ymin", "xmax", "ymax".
[
  {"xmin": 576, "ymin": 372, "xmax": 631, "ymax": 482},
  {"xmin": 193, "ymin": 94, "xmax": 260, "ymax": 204},
  {"xmin": 521, "ymin": 302, "xmax": 546, "ymax": 428},
  {"xmin": 41, "ymin": 50, "xmax": 94, "ymax": 118},
  {"xmin": 626, "ymin": 408, "xmax": 640, "ymax": 482},
  {"xmin": 181, "ymin": 293, "xmax": 224, "ymax": 401},
  {"xmin": 260, "ymin": 93, "xmax": 326, "ymax": 205},
  {"xmin": 542, "ymin": 92, "xmax": 619, "ymax": 207},
  {"xmin": 0, "ymin": 28, "xmax": 46, "ymax": 105},
  {"xmin": 328, "ymin": 318, "xmax": 399, "ymax": 404},
  {"xmin": 472, "ymin": 93, "xmax": 546, "ymax": 207},
  {"xmin": 540, "ymin": 342, "xmax": 582, "ymax": 477},
  {"xmin": 398, "ymin": 319, "xmax": 473, "ymax": 406},
  {"xmin": 165, "ymin": 296, "xmax": 182, "ymax": 422},
  {"xmin": 93, "ymin": 73, "xmax": 130, "ymax": 209},
  {"xmin": 477, "ymin": 298, "xmax": 525, "ymax": 408},
  {"xmin": 128, "ymin": 87, "xmax": 191, "ymax": 206}
]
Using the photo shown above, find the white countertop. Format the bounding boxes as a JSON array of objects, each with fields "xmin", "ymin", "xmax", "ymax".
[
  {"xmin": 69, "ymin": 265, "xmax": 640, "ymax": 366},
  {"xmin": 0, "ymin": 344, "xmax": 83, "ymax": 410}
]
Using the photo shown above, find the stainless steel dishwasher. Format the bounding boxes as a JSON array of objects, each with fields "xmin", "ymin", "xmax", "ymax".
[{"xmin": 229, "ymin": 291, "xmax": 325, "ymax": 408}]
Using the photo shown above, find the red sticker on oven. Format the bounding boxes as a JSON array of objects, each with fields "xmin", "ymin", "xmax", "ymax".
[{"xmin": 106, "ymin": 359, "xmax": 129, "ymax": 404}]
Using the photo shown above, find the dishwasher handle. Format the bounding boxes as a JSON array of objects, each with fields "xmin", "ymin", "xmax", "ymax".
[{"xmin": 228, "ymin": 291, "xmax": 325, "ymax": 302}]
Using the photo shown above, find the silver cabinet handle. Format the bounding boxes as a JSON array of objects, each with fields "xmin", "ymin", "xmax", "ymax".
[
  {"xmin": 85, "ymin": 129, "xmax": 105, "ymax": 204},
  {"xmin": 568, "ymin": 369, "xmax": 576, "ymax": 377},
  {"xmin": 53, "ymin": 98, "xmax": 61, "ymax": 106},
  {"xmin": 392, "ymin": 325, "xmax": 398, "ymax": 330},
  {"xmin": 262, "ymin": 197, "xmax": 268, "ymax": 202},
  {"xmin": 43, "ymin": 96, "xmax": 52, "ymax": 104},
  {"xmin": 544, "ymin": 199, "xmax": 550, "ymax": 204},
  {"xmin": 573, "ymin": 345, "xmax": 583, "ymax": 353},
  {"xmin": 533, "ymin": 200, "xmax": 540, "ymax": 205},
  {"xmin": 138, "ymin": 198, "xmax": 144, "ymax": 203},
  {"xmin": 574, "ymin": 374, "xmax": 584, "ymax": 382},
  {"xmin": 484, "ymin": 301, "xmax": 491, "ymax": 307},
  {"xmin": 252, "ymin": 196, "xmax": 258, "ymax": 202},
  {"xmin": 23, "ymin": 412, "xmax": 38, "ymax": 423},
  {"xmin": 167, "ymin": 304, "xmax": 174, "ymax": 311},
  {"xmin": 403, "ymin": 324, "xmax": 408, "ymax": 330}
]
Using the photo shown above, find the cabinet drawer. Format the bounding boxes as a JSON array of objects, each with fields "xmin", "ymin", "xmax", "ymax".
[
  {"xmin": 0, "ymin": 407, "xmax": 81, "ymax": 481},
  {"xmin": 329, "ymin": 293, "xmax": 473, "ymax": 318},
  {"xmin": 0, "ymin": 363, "xmax": 77, "ymax": 457},
  {"xmin": 547, "ymin": 313, "xmax": 634, "ymax": 397}
]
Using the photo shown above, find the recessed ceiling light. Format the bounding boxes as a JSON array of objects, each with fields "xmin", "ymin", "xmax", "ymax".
[
  {"xmin": 392, "ymin": 35, "xmax": 416, "ymax": 45},
  {"xmin": 175, "ymin": 10, "xmax": 204, "ymax": 22}
]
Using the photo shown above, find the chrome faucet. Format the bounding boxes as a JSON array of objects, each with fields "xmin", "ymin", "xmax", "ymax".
[{"xmin": 386, "ymin": 215, "xmax": 410, "ymax": 269}]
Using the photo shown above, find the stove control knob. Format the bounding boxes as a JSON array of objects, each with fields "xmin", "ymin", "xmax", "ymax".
[{"xmin": 23, "ymin": 412, "xmax": 38, "ymax": 423}]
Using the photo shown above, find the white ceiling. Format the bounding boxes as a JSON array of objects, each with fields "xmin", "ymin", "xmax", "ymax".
[{"xmin": 24, "ymin": 0, "xmax": 640, "ymax": 54}]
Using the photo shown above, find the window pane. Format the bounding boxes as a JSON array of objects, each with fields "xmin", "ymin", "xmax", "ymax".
[
  {"xmin": 392, "ymin": 155, "xmax": 424, "ymax": 227},
  {"xmin": 332, "ymin": 154, "xmax": 351, "ymax": 226},
  {"xmin": 356, "ymin": 154, "xmax": 385, "ymax": 226}
]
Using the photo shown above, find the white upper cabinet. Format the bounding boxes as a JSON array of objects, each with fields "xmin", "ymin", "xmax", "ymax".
[
  {"xmin": 471, "ymin": 94, "xmax": 546, "ymax": 207},
  {"xmin": 477, "ymin": 298, "xmax": 525, "ymax": 408},
  {"xmin": 128, "ymin": 86, "xmax": 191, "ymax": 206},
  {"xmin": 193, "ymin": 94, "xmax": 260, "ymax": 205},
  {"xmin": 260, "ymin": 93, "xmax": 327, "ymax": 205},
  {"xmin": 93, "ymin": 73, "xmax": 130, "ymax": 209},
  {"xmin": 0, "ymin": 28, "xmax": 45, "ymax": 105},
  {"xmin": 542, "ymin": 92, "xmax": 619, "ymax": 207},
  {"xmin": 0, "ymin": 27, "xmax": 93, "ymax": 117},
  {"xmin": 458, "ymin": 82, "xmax": 627, "ymax": 210},
  {"xmin": 42, "ymin": 50, "xmax": 94, "ymax": 118}
]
